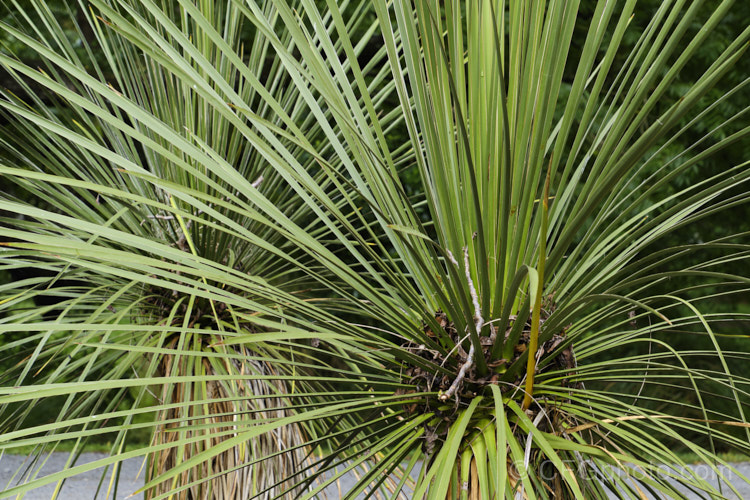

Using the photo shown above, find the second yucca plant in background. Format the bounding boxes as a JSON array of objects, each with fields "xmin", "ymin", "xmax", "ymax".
[
  {"xmin": 1, "ymin": 0, "xmax": 750, "ymax": 499},
  {"xmin": 0, "ymin": 0, "xmax": 399, "ymax": 498}
]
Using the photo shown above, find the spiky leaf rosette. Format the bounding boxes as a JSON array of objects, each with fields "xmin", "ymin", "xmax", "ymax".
[
  {"xmin": 1, "ymin": 0, "xmax": 750, "ymax": 499},
  {"xmin": 167, "ymin": 0, "xmax": 750, "ymax": 498},
  {"xmin": 300, "ymin": 0, "xmax": 750, "ymax": 497}
]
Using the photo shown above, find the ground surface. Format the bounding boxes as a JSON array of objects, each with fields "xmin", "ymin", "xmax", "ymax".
[{"xmin": 2, "ymin": 453, "xmax": 750, "ymax": 499}]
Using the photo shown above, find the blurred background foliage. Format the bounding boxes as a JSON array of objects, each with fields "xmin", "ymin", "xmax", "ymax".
[{"xmin": 0, "ymin": 0, "xmax": 748, "ymax": 453}]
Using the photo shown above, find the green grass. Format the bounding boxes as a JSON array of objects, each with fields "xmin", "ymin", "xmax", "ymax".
[
  {"xmin": 673, "ymin": 450, "xmax": 750, "ymax": 466},
  {"xmin": 4, "ymin": 441, "xmax": 148, "ymax": 456}
]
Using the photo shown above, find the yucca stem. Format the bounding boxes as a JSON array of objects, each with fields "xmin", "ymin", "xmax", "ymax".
[{"xmin": 522, "ymin": 171, "xmax": 550, "ymax": 410}]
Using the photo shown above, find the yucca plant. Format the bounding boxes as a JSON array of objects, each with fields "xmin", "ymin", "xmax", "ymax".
[{"xmin": 1, "ymin": 0, "xmax": 750, "ymax": 499}]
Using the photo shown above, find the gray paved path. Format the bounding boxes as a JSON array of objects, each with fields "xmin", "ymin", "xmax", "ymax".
[{"xmin": 2, "ymin": 453, "xmax": 750, "ymax": 499}]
